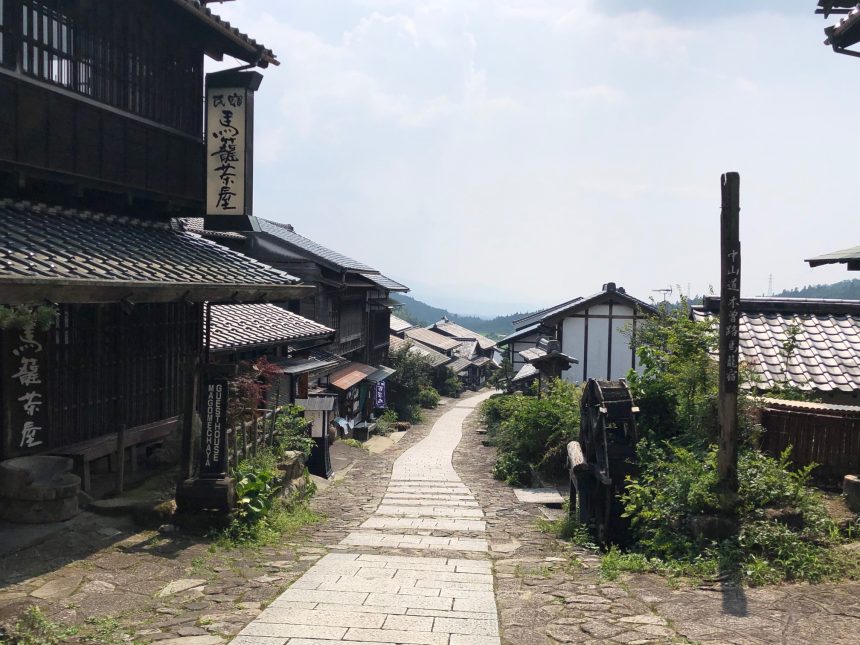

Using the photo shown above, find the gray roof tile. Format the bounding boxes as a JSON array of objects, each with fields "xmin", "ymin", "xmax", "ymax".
[
  {"xmin": 0, "ymin": 200, "xmax": 300, "ymax": 290},
  {"xmin": 258, "ymin": 219, "xmax": 376, "ymax": 272},
  {"xmin": 693, "ymin": 301, "xmax": 860, "ymax": 394},
  {"xmin": 209, "ymin": 304, "xmax": 333, "ymax": 351}
]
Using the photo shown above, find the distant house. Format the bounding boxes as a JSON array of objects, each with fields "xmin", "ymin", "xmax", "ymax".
[
  {"xmin": 498, "ymin": 283, "xmax": 657, "ymax": 383},
  {"xmin": 403, "ymin": 327, "xmax": 462, "ymax": 357},
  {"xmin": 389, "ymin": 314, "xmax": 416, "ymax": 336},
  {"xmin": 430, "ymin": 318, "xmax": 498, "ymax": 388},
  {"xmin": 692, "ymin": 297, "xmax": 860, "ymax": 404},
  {"xmin": 389, "ymin": 335, "xmax": 451, "ymax": 368}
]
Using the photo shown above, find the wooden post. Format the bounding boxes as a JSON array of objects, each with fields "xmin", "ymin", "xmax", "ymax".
[
  {"xmin": 251, "ymin": 416, "xmax": 258, "ymax": 457},
  {"xmin": 718, "ymin": 172, "xmax": 741, "ymax": 509},
  {"xmin": 116, "ymin": 424, "xmax": 127, "ymax": 495},
  {"xmin": 177, "ymin": 356, "xmax": 200, "ymax": 486}
]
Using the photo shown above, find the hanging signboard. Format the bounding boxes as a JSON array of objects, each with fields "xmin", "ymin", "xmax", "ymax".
[
  {"xmin": 3, "ymin": 324, "xmax": 50, "ymax": 457},
  {"xmin": 204, "ymin": 70, "xmax": 263, "ymax": 232},
  {"xmin": 374, "ymin": 380, "xmax": 387, "ymax": 408},
  {"xmin": 201, "ymin": 377, "xmax": 228, "ymax": 478}
]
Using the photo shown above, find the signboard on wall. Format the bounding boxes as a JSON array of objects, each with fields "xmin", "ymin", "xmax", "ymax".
[
  {"xmin": 201, "ymin": 377, "xmax": 228, "ymax": 478},
  {"xmin": 204, "ymin": 70, "xmax": 263, "ymax": 232},
  {"xmin": 374, "ymin": 381, "xmax": 387, "ymax": 408},
  {"xmin": 3, "ymin": 324, "xmax": 50, "ymax": 457}
]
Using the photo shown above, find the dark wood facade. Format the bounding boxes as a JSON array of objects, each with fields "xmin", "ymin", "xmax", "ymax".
[
  {"xmin": 0, "ymin": 0, "xmax": 208, "ymax": 214},
  {"xmin": 1, "ymin": 302, "xmax": 202, "ymax": 460}
]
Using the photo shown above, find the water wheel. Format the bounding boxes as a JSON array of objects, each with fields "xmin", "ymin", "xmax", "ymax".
[{"xmin": 567, "ymin": 378, "xmax": 639, "ymax": 546}]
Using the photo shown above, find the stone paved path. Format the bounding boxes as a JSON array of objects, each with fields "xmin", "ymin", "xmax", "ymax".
[{"xmin": 232, "ymin": 392, "xmax": 499, "ymax": 645}]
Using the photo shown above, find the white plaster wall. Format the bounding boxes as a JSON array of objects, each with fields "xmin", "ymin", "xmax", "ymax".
[{"xmin": 562, "ymin": 317, "xmax": 584, "ymax": 382}]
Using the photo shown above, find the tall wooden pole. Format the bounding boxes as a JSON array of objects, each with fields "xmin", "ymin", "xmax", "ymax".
[{"xmin": 718, "ymin": 172, "xmax": 741, "ymax": 510}]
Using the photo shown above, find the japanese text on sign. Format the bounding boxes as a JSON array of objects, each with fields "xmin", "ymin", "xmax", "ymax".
[
  {"xmin": 206, "ymin": 89, "xmax": 246, "ymax": 216},
  {"xmin": 723, "ymin": 244, "xmax": 741, "ymax": 391},
  {"xmin": 9, "ymin": 324, "xmax": 46, "ymax": 450}
]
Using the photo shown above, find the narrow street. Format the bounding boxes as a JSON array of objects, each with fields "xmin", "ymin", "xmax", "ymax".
[{"xmin": 234, "ymin": 391, "xmax": 499, "ymax": 645}]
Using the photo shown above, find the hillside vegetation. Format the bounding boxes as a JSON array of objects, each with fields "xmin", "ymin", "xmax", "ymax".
[{"xmin": 393, "ymin": 294, "xmax": 534, "ymax": 339}]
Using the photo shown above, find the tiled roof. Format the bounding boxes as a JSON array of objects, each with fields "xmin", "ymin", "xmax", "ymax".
[
  {"xmin": 760, "ymin": 397, "xmax": 860, "ymax": 416},
  {"xmin": 448, "ymin": 357, "xmax": 473, "ymax": 374},
  {"xmin": 512, "ymin": 363, "xmax": 539, "ymax": 383},
  {"xmin": 432, "ymin": 319, "xmax": 496, "ymax": 350},
  {"xmin": 806, "ymin": 245, "xmax": 860, "ymax": 270},
  {"xmin": 455, "ymin": 340, "xmax": 478, "ymax": 360},
  {"xmin": 258, "ymin": 219, "xmax": 376, "ymax": 272},
  {"xmin": 389, "ymin": 314, "xmax": 415, "ymax": 334},
  {"xmin": 518, "ymin": 347, "xmax": 547, "ymax": 362},
  {"xmin": 404, "ymin": 328, "xmax": 461, "ymax": 352},
  {"xmin": 471, "ymin": 356, "xmax": 492, "ymax": 367},
  {"xmin": 0, "ymin": 200, "xmax": 307, "ymax": 304},
  {"xmin": 182, "ymin": 218, "xmax": 247, "ymax": 241},
  {"xmin": 173, "ymin": 0, "xmax": 278, "ymax": 67},
  {"xmin": 692, "ymin": 299, "xmax": 860, "ymax": 394},
  {"xmin": 329, "ymin": 362, "xmax": 376, "ymax": 391},
  {"xmin": 496, "ymin": 323, "xmax": 543, "ymax": 347},
  {"xmin": 389, "ymin": 335, "xmax": 450, "ymax": 368},
  {"xmin": 209, "ymin": 304, "xmax": 334, "ymax": 351},
  {"xmin": 361, "ymin": 273, "xmax": 409, "ymax": 293},
  {"xmin": 273, "ymin": 349, "xmax": 346, "ymax": 376}
]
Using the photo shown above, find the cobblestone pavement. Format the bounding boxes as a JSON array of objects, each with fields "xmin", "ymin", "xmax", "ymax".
[{"xmin": 233, "ymin": 391, "xmax": 499, "ymax": 645}]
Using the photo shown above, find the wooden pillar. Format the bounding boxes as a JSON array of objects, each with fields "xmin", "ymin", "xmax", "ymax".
[
  {"xmin": 718, "ymin": 172, "xmax": 741, "ymax": 509},
  {"xmin": 177, "ymin": 356, "xmax": 200, "ymax": 485}
]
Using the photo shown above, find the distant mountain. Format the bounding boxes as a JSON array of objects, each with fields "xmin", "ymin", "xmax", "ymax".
[
  {"xmin": 773, "ymin": 279, "xmax": 860, "ymax": 300},
  {"xmin": 392, "ymin": 294, "xmax": 534, "ymax": 339}
]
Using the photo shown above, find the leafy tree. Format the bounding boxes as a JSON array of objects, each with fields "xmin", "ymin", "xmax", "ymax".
[{"xmin": 387, "ymin": 345, "xmax": 434, "ymax": 422}]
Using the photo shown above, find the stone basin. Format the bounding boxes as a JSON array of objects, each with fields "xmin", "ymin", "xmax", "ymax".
[{"xmin": 0, "ymin": 456, "xmax": 81, "ymax": 523}]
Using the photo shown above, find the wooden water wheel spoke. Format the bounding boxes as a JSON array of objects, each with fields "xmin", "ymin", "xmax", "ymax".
[{"xmin": 570, "ymin": 378, "xmax": 640, "ymax": 546}]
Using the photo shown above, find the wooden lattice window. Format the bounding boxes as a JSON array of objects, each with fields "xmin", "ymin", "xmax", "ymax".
[{"xmin": 13, "ymin": 0, "xmax": 202, "ymax": 135}]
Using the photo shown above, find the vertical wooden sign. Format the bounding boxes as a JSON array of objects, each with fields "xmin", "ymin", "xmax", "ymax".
[
  {"xmin": 718, "ymin": 172, "xmax": 741, "ymax": 506},
  {"xmin": 204, "ymin": 69, "xmax": 263, "ymax": 232},
  {"xmin": 201, "ymin": 377, "xmax": 228, "ymax": 478},
  {"xmin": 3, "ymin": 324, "xmax": 50, "ymax": 457}
]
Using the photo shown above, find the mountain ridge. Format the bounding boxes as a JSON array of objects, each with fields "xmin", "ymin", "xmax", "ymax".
[{"xmin": 394, "ymin": 279, "xmax": 860, "ymax": 339}]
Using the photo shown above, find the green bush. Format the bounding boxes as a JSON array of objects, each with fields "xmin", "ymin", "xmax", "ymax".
[
  {"xmin": 375, "ymin": 409, "xmax": 398, "ymax": 436},
  {"xmin": 491, "ymin": 452, "xmax": 530, "ymax": 485},
  {"xmin": 619, "ymin": 444, "xmax": 853, "ymax": 584},
  {"xmin": 274, "ymin": 405, "xmax": 315, "ymax": 456},
  {"xmin": 418, "ymin": 386, "xmax": 441, "ymax": 409},
  {"xmin": 434, "ymin": 367, "xmax": 463, "ymax": 397},
  {"xmin": 480, "ymin": 379, "xmax": 581, "ymax": 482},
  {"xmin": 388, "ymin": 345, "xmax": 433, "ymax": 422}
]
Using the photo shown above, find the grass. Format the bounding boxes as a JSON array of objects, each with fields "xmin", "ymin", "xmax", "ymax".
[
  {"xmin": 0, "ymin": 608, "xmax": 141, "ymax": 645},
  {"xmin": 340, "ymin": 438, "xmax": 368, "ymax": 451},
  {"xmin": 215, "ymin": 496, "xmax": 323, "ymax": 549}
]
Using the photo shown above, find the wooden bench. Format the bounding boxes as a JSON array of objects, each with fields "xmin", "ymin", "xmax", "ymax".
[{"xmin": 50, "ymin": 417, "xmax": 179, "ymax": 492}]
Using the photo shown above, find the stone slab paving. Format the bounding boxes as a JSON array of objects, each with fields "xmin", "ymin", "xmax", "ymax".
[{"xmin": 233, "ymin": 392, "xmax": 499, "ymax": 645}]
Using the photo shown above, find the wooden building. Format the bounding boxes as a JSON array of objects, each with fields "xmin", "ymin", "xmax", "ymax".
[
  {"xmin": 186, "ymin": 218, "xmax": 409, "ymax": 367},
  {"xmin": 499, "ymin": 283, "xmax": 656, "ymax": 383},
  {"xmin": 0, "ymin": 2, "xmax": 308, "ymax": 500}
]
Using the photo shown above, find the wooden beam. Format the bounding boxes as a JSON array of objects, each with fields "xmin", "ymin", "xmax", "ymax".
[{"xmin": 718, "ymin": 172, "xmax": 741, "ymax": 509}]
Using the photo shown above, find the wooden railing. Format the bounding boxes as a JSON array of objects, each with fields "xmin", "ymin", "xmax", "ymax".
[{"xmin": 225, "ymin": 406, "xmax": 312, "ymax": 471}]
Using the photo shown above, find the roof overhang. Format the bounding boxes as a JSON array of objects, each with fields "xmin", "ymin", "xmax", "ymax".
[
  {"xmin": 805, "ymin": 245, "xmax": 860, "ymax": 270},
  {"xmin": 171, "ymin": 0, "xmax": 279, "ymax": 67},
  {"xmin": 0, "ymin": 279, "xmax": 313, "ymax": 305}
]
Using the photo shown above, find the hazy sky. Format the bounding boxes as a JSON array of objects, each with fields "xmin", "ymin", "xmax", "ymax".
[{"xmin": 210, "ymin": 0, "xmax": 857, "ymax": 316}]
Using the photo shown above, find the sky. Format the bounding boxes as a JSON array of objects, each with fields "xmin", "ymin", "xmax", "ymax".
[{"xmin": 210, "ymin": 0, "xmax": 857, "ymax": 317}]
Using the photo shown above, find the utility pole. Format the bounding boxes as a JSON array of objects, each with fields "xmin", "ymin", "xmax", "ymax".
[{"xmin": 718, "ymin": 172, "xmax": 741, "ymax": 511}]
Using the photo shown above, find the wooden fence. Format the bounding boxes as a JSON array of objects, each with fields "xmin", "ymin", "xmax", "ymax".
[
  {"xmin": 759, "ymin": 398, "xmax": 860, "ymax": 479},
  {"xmin": 225, "ymin": 406, "xmax": 309, "ymax": 471}
]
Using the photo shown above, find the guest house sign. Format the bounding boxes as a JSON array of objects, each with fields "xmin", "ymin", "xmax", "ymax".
[
  {"xmin": 201, "ymin": 377, "xmax": 228, "ymax": 478},
  {"xmin": 205, "ymin": 70, "xmax": 263, "ymax": 232}
]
